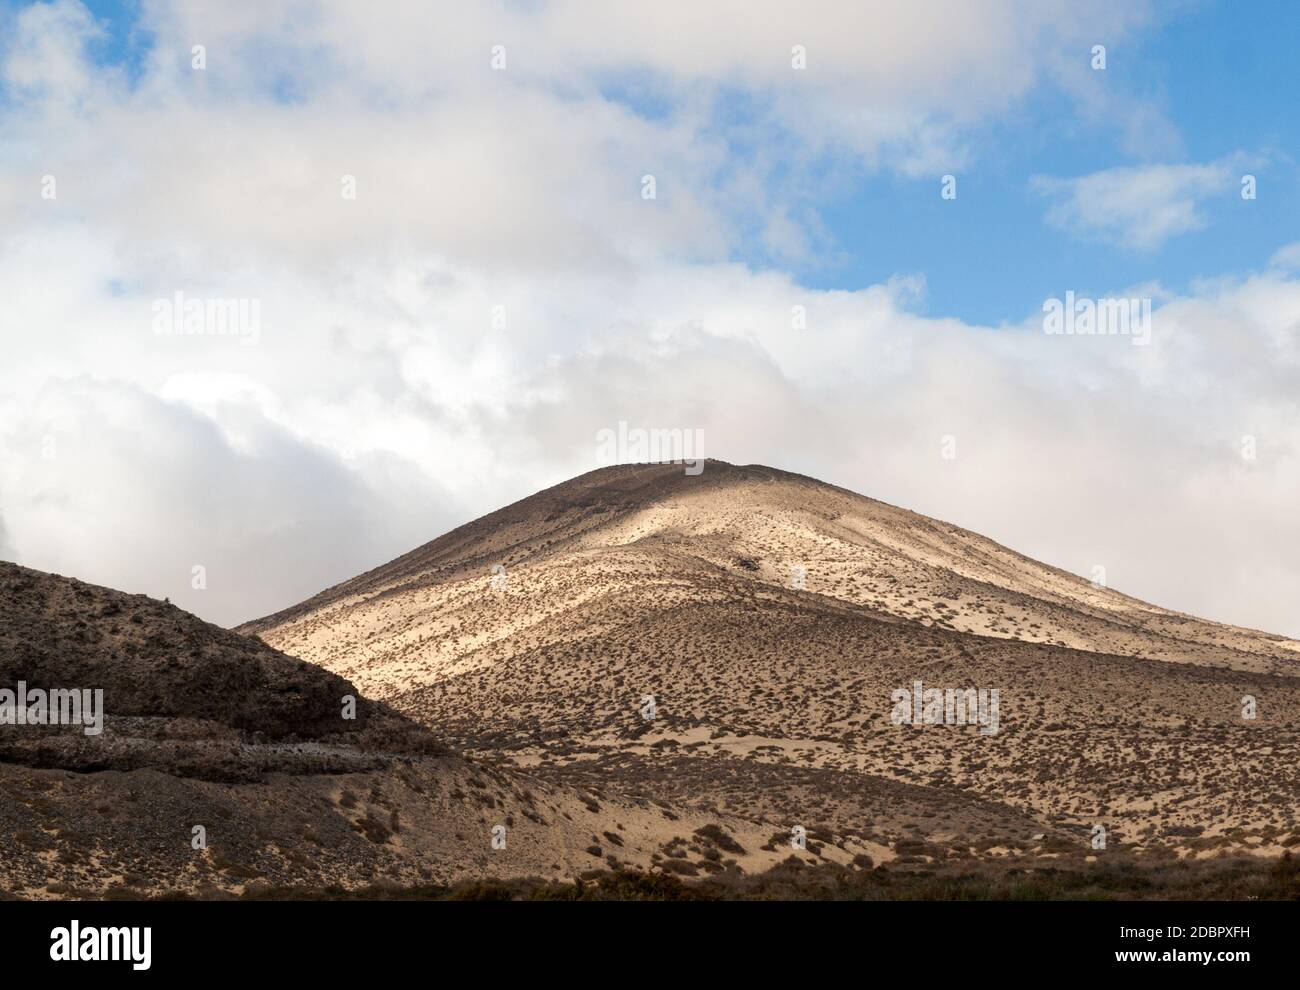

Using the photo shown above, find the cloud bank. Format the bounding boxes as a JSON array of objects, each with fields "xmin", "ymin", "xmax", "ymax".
[{"xmin": 2, "ymin": 1, "xmax": 1298, "ymax": 640}]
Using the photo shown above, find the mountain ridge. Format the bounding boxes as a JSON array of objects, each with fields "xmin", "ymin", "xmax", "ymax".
[{"xmin": 242, "ymin": 460, "xmax": 1298, "ymax": 674}]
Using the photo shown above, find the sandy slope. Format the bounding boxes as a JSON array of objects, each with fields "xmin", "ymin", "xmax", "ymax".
[{"xmin": 245, "ymin": 462, "xmax": 1300, "ymax": 860}]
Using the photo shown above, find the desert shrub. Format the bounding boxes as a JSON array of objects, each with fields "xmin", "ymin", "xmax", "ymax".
[{"xmin": 693, "ymin": 823, "xmax": 746, "ymax": 855}]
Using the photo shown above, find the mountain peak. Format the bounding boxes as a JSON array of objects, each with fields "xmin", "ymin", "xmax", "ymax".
[{"xmin": 245, "ymin": 461, "xmax": 1296, "ymax": 674}]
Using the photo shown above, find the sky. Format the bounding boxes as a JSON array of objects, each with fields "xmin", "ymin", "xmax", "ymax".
[{"xmin": 0, "ymin": 0, "xmax": 1298, "ymax": 636}]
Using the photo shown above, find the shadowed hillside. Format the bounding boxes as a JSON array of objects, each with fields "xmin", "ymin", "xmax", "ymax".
[{"xmin": 0, "ymin": 560, "xmax": 846, "ymax": 898}]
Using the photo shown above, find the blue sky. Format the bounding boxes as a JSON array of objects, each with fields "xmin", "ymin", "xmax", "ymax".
[
  {"xmin": 785, "ymin": 1, "xmax": 1300, "ymax": 323},
  {"xmin": 61, "ymin": 0, "xmax": 151, "ymax": 77}
]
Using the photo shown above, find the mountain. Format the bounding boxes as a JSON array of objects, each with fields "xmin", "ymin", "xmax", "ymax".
[
  {"xmin": 245, "ymin": 461, "xmax": 1300, "ymax": 861},
  {"xmin": 0, "ymin": 561, "xmax": 812, "ymax": 898}
]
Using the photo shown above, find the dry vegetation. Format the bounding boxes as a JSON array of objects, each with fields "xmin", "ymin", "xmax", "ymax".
[
  {"xmin": 5, "ymin": 462, "xmax": 1298, "ymax": 899},
  {"xmin": 244, "ymin": 462, "xmax": 1300, "ymax": 889}
]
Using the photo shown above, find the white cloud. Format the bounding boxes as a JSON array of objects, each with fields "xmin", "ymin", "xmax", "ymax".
[
  {"xmin": 1, "ymin": 0, "xmax": 105, "ymax": 105},
  {"xmin": 1268, "ymin": 242, "xmax": 1300, "ymax": 272},
  {"xmin": 1032, "ymin": 160, "xmax": 1242, "ymax": 251},
  {"xmin": 0, "ymin": 377, "xmax": 457, "ymax": 623},
  {"xmin": 0, "ymin": 0, "xmax": 1166, "ymax": 273}
]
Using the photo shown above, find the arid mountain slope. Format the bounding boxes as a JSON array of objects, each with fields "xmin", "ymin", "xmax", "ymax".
[
  {"xmin": 247, "ymin": 461, "xmax": 1297, "ymax": 675},
  {"xmin": 0, "ymin": 562, "xmax": 823, "ymax": 898},
  {"xmin": 0, "ymin": 561, "xmax": 410, "ymax": 747},
  {"xmin": 0, "ymin": 560, "xmax": 437, "ymax": 783},
  {"xmin": 245, "ymin": 462, "xmax": 1300, "ymax": 859}
]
